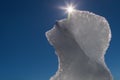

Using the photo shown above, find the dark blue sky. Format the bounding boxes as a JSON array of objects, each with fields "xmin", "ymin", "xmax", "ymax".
[{"xmin": 0, "ymin": 0, "xmax": 119, "ymax": 80}]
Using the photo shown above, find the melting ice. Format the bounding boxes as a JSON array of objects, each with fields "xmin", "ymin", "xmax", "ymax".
[{"xmin": 46, "ymin": 10, "xmax": 113, "ymax": 80}]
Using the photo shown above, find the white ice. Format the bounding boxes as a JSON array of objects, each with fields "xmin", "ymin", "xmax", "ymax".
[{"xmin": 46, "ymin": 10, "xmax": 113, "ymax": 80}]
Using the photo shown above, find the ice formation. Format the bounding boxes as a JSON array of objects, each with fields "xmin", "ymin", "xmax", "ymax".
[{"xmin": 46, "ymin": 10, "xmax": 113, "ymax": 80}]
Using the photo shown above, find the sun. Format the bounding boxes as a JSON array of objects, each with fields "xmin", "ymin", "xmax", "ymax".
[
  {"xmin": 66, "ymin": 5, "xmax": 75, "ymax": 13},
  {"xmin": 60, "ymin": 3, "xmax": 76, "ymax": 14}
]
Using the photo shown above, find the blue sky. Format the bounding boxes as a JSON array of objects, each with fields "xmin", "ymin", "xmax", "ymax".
[{"xmin": 0, "ymin": 0, "xmax": 120, "ymax": 80}]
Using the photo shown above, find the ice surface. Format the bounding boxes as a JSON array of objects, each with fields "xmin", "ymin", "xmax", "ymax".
[{"xmin": 46, "ymin": 10, "xmax": 113, "ymax": 80}]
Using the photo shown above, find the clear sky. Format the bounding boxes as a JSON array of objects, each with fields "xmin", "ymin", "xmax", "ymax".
[{"xmin": 0, "ymin": 0, "xmax": 119, "ymax": 80}]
